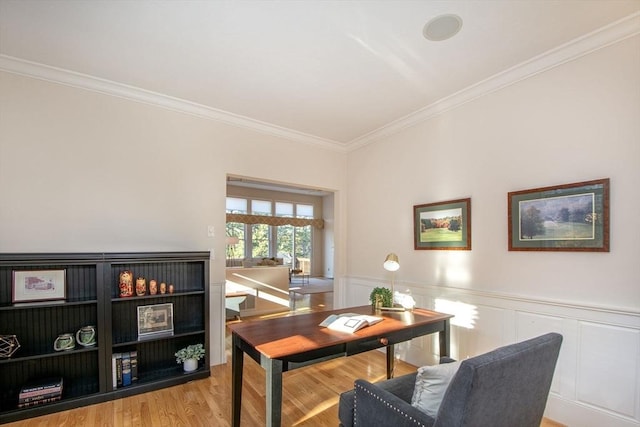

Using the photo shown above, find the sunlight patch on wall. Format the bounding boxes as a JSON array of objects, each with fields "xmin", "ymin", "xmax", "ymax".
[
  {"xmin": 435, "ymin": 298, "xmax": 477, "ymax": 329},
  {"xmin": 226, "ymin": 274, "xmax": 289, "ymax": 307}
]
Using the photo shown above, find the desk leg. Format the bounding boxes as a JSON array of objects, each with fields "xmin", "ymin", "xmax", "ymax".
[
  {"xmin": 262, "ymin": 355, "xmax": 284, "ymax": 427},
  {"xmin": 386, "ymin": 344, "xmax": 395, "ymax": 379},
  {"xmin": 439, "ymin": 319, "xmax": 451, "ymax": 358},
  {"xmin": 231, "ymin": 334, "xmax": 244, "ymax": 427}
]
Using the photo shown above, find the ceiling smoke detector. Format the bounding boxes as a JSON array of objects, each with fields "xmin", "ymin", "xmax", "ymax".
[{"xmin": 423, "ymin": 14, "xmax": 463, "ymax": 41}]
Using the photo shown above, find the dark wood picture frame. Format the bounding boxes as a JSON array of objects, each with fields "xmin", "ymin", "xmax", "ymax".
[
  {"xmin": 414, "ymin": 198, "xmax": 471, "ymax": 250},
  {"xmin": 508, "ymin": 178, "xmax": 609, "ymax": 251}
]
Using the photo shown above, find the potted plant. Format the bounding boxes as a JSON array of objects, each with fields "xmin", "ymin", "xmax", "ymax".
[
  {"xmin": 175, "ymin": 343, "xmax": 205, "ymax": 372},
  {"xmin": 369, "ymin": 287, "xmax": 393, "ymax": 309}
]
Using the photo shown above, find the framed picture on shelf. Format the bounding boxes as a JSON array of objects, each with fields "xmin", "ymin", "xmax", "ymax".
[
  {"xmin": 414, "ymin": 198, "xmax": 471, "ymax": 250},
  {"xmin": 137, "ymin": 303, "xmax": 174, "ymax": 339},
  {"xmin": 508, "ymin": 178, "xmax": 609, "ymax": 251},
  {"xmin": 12, "ymin": 269, "xmax": 66, "ymax": 303}
]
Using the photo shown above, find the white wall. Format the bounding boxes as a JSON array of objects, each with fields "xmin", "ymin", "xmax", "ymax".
[
  {"xmin": 323, "ymin": 193, "xmax": 335, "ymax": 278},
  {"xmin": 345, "ymin": 36, "xmax": 640, "ymax": 426},
  {"xmin": 0, "ymin": 71, "xmax": 348, "ymax": 365},
  {"xmin": 1, "ymin": 31, "xmax": 638, "ymax": 427}
]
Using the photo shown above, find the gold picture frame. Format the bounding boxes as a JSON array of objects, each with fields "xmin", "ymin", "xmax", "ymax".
[
  {"xmin": 508, "ymin": 178, "xmax": 609, "ymax": 251},
  {"xmin": 414, "ymin": 198, "xmax": 471, "ymax": 250}
]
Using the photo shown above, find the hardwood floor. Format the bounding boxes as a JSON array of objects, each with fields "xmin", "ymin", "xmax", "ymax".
[{"xmin": 7, "ymin": 286, "xmax": 564, "ymax": 426}]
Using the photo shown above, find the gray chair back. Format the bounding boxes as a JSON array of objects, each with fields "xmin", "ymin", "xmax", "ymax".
[{"xmin": 434, "ymin": 332, "xmax": 562, "ymax": 427}]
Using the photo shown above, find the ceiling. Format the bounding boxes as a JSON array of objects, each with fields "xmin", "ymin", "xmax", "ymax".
[{"xmin": 1, "ymin": 0, "xmax": 639, "ymax": 151}]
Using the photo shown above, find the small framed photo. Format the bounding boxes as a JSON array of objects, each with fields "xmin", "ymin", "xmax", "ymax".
[
  {"xmin": 414, "ymin": 198, "xmax": 471, "ymax": 250},
  {"xmin": 508, "ymin": 178, "xmax": 609, "ymax": 251},
  {"xmin": 12, "ymin": 269, "xmax": 66, "ymax": 303},
  {"xmin": 137, "ymin": 303, "xmax": 174, "ymax": 339}
]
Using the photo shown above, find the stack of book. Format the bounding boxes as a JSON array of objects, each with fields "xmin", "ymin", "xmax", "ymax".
[
  {"xmin": 18, "ymin": 378, "xmax": 63, "ymax": 408},
  {"xmin": 112, "ymin": 351, "xmax": 138, "ymax": 388}
]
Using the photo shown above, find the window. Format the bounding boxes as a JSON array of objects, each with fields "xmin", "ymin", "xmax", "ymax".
[
  {"xmin": 226, "ymin": 197, "xmax": 247, "ymax": 214},
  {"xmin": 226, "ymin": 198, "xmax": 247, "ymax": 264},
  {"xmin": 251, "ymin": 224, "xmax": 270, "ymax": 257},
  {"xmin": 275, "ymin": 202, "xmax": 293, "ymax": 217},
  {"xmin": 225, "ymin": 197, "xmax": 318, "ymax": 271},
  {"xmin": 251, "ymin": 199, "xmax": 271, "ymax": 216},
  {"xmin": 276, "ymin": 224, "xmax": 294, "ymax": 266},
  {"xmin": 275, "ymin": 202, "xmax": 294, "ymax": 265},
  {"xmin": 297, "ymin": 204, "xmax": 313, "ymax": 219},
  {"xmin": 293, "ymin": 204, "xmax": 313, "ymax": 270}
]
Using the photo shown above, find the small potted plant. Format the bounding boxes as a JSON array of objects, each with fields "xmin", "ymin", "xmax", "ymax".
[
  {"xmin": 369, "ymin": 287, "xmax": 393, "ymax": 309},
  {"xmin": 175, "ymin": 343, "xmax": 205, "ymax": 372}
]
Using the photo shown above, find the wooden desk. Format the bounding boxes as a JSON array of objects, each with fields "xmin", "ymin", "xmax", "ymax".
[{"xmin": 228, "ymin": 305, "xmax": 453, "ymax": 427}]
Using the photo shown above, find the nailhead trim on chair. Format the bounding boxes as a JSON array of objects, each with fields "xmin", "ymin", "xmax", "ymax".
[{"xmin": 353, "ymin": 383, "xmax": 427, "ymax": 427}]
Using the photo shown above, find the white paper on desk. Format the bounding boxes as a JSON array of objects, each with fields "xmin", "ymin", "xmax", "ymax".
[{"xmin": 319, "ymin": 313, "xmax": 383, "ymax": 333}]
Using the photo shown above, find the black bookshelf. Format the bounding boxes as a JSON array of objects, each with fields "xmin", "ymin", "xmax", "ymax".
[{"xmin": 0, "ymin": 252, "xmax": 210, "ymax": 424}]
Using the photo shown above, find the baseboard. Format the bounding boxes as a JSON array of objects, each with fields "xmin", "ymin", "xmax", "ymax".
[{"xmin": 547, "ymin": 395, "xmax": 640, "ymax": 427}]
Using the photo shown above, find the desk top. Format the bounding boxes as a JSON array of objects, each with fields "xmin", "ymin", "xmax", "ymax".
[{"xmin": 227, "ymin": 305, "xmax": 452, "ymax": 359}]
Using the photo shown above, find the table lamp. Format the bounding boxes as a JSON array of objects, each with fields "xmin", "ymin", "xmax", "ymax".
[{"xmin": 381, "ymin": 253, "xmax": 404, "ymax": 311}]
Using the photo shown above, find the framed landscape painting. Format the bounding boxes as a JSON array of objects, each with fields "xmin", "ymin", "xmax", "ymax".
[
  {"xmin": 508, "ymin": 178, "xmax": 609, "ymax": 251},
  {"xmin": 414, "ymin": 198, "xmax": 471, "ymax": 250}
]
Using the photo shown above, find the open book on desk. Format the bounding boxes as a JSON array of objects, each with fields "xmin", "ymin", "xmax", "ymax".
[{"xmin": 319, "ymin": 313, "xmax": 384, "ymax": 333}]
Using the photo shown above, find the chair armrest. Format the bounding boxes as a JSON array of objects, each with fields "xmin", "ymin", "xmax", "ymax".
[{"xmin": 353, "ymin": 379, "xmax": 435, "ymax": 427}]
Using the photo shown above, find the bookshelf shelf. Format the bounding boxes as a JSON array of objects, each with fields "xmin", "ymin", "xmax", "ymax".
[
  {"xmin": 0, "ymin": 345, "xmax": 99, "ymax": 364},
  {"xmin": 0, "ymin": 252, "xmax": 210, "ymax": 424}
]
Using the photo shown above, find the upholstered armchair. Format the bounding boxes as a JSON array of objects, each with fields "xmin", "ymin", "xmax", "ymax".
[{"xmin": 339, "ymin": 332, "xmax": 562, "ymax": 427}]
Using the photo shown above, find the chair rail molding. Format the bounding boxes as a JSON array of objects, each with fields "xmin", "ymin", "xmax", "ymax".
[{"xmin": 344, "ymin": 275, "xmax": 640, "ymax": 427}]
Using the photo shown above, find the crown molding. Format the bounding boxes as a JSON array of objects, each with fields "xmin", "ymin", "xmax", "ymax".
[
  {"xmin": 0, "ymin": 54, "xmax": 347, "ymax": 152},
  {"xmin": 347, "ymin": 11, "xmax": 640, "ymax": 152},
  {"xmin": 1, "ymin": 12, "xmax": 638, "ymax": 153}
]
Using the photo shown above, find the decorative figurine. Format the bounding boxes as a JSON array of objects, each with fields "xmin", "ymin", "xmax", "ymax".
[
  {"xmin": 119, "ymin": 270, "xmax": 134, "ymax": 297},
  {"xmin": 53, "ymin": 333, "xmax": 76, "ymax": 351},
  {"xmin": 136, "ymin": 277, "xmax": 146, "ymax": 296},
  {"xmin": 0, "ymin": 335, "xmax": 20, "ymax": 358},
  {"xmin": 76, "ymin": 325, "xmax": 97, "ymax": 347},
  {"xmin": 160, "ymin": 282, "xmax": 167, "ymax": 294},
  {"xmin": 168, "ymin": 284, "xmax": 175, "ymax": 294},
  {"xmin": 149, "ymin": 279, "xmax": 158, "ymax": 295}
]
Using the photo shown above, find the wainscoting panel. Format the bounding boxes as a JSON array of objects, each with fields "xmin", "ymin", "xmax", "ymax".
[
  {"xmin": 576, "ymin": 322, "xmax": 639, "ymax": 418},
  {"xmin": 344, "ymin": 276, "xmax": 640, "ymax": 427},
  {"xmin": 456, "ymin": 303, "xmax": 505, "ymax": 359},
  {"xmin": 515, "ymin": 311, "xmax": 565, "ymax": 394}
]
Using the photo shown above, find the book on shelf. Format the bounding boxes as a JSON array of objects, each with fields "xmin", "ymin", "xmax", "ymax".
[
  {"xmin": 19, "ymin": 377, "xmax": 63, "ymax": 394},
  {"xmin": 19, "ymin": 388, "xmax": 62, "ymax": 401},
  {"xmin": 319, "ymin": 313, "xmax": 384, "ymax": 333},
  {"xmin": 17, "ymin": 395, "xmax": 61, "ymax": 408},
  {"xmin": 112, "ymin": 350, "xmax": 139, "ymax": 388},
  {"xmin": 122, "ymin": 353, "xmax": 132, "ymax": 386},
  {"xmin": 113, "ymin": 353, "xmax": 122, "ymax": 388},
  {"xmin": 18, "ymin": 377, "xmax": 63, "ymax": 407},
  {"xmin": 130, "ymin": 350, "xmax": 138, "ymax": 382}
]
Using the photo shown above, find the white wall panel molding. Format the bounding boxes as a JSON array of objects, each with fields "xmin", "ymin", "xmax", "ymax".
[
  {"xmin": 548, "ymin": 395, "xmax": 640, "ymax": 427},
  {"xmin": 210, "ymin": 281, "xmax": 227, "ymax": 366},
  {"xmin": 345, "ymin": 276, "xmax": 640, "ymax": 426},
  {"xmin": 576, "ymin": 323, "xmax": 639, "ymax": 418},
  {"xmin": 347, "ymin": 276, "xmax": 639, "ymax": 326}
]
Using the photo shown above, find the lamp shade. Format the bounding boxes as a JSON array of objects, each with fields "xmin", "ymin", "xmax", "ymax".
[
  {"xmin": 226, "ymin": 236, "xmax": 239, "ymax": 245},
  {"xmin": 383, "ymin": 253, "xmax": 400, "ymax": 272}
]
